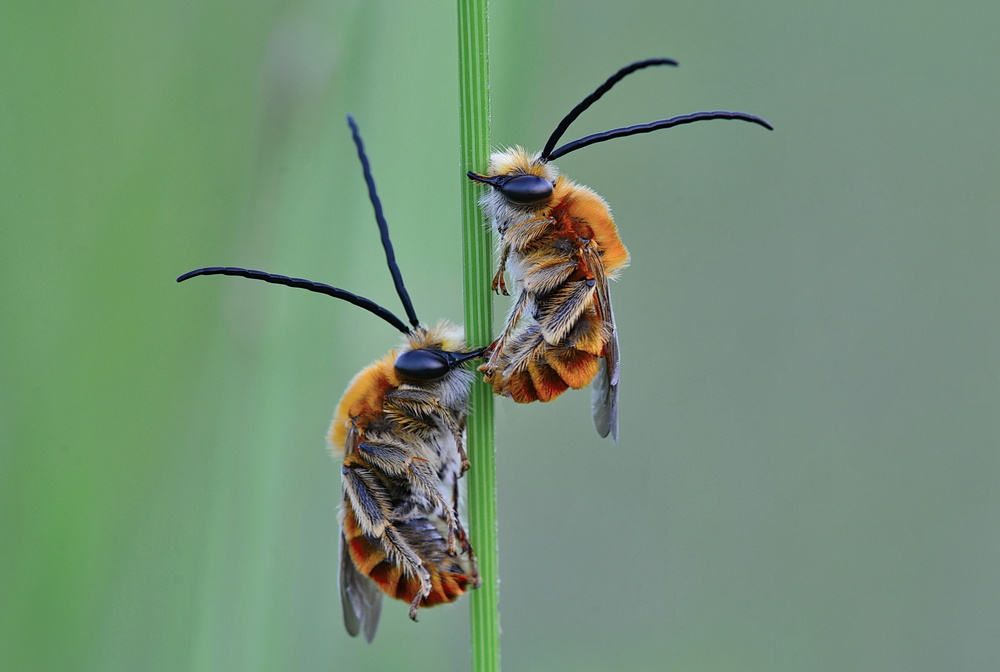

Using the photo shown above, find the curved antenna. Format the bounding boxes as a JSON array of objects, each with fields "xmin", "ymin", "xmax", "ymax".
[
  {"xmin": 176, "ymin": 266, "xmax": 411, "ymax": 334},
  {"xmin": 347, "ymin": 115, "xmax": 420, "ymax": 330},
  {"xmin": 540, "ymin": 58, "xmax": 679, "ymax": 161},
  {"xmin": 546, "ymin": 110, "xmax": 773, "ymax": 161}
]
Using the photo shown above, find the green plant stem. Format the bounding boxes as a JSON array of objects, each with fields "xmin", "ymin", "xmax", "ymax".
[{"xmin": 457, "ymin": 0, "xmax": 498, "ymax": 670}]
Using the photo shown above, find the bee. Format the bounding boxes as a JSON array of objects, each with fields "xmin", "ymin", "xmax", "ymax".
[
  {"xmin": 178, "ymin": 116, "xmax": 482, "ymax": 642},
  {"xmin": 468, "ymin": 58, "xmax": 773, "ymax": 442}
]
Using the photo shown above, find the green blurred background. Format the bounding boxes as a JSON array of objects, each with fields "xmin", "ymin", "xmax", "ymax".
[{"xmin": 3, "ymin": 0, "xmax": 998, "ymax": 670}]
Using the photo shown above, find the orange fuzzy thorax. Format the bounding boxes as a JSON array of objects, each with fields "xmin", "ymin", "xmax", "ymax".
[
  {"xmin": 328, "ymin": 352, "xmax": 399, "ymax": 454},
  {"xmin": 548, "ymin": 177, "xmax": 630, "ymax": 276}
]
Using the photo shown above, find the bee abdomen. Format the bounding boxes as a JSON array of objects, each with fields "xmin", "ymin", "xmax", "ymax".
[
  {"xmin": 343, "ymin": 509, "xmax": 475, "ymax": 608},
  {"xmin": 483, "ymin": 312, "xmax": 606, "ymax": 402},
  {"xmin": 397, "ymin": 518, "xmax": 476, "ymax": 605}
]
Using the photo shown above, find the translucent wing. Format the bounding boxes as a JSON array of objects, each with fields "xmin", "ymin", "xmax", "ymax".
[
  {"xmin": 340, "ymin": 534, "xmax": 382, "ymax": 643},
  {"xmin": 583, "ymin": 245, "xmax": 620, "ymax": 442},
  {"xmin": 340, "ymin": 419, "xmax": 383, "ymax": 642}
]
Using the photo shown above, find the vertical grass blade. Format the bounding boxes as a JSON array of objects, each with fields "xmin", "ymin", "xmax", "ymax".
[{"xmin": 457, "ymin": 0, "xmax": 498, "ymax": 669}]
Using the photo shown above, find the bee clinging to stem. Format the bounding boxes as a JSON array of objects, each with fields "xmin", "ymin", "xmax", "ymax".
[
  {"xmin": 178, "ymin": 116, "xmax": 482, "ymax": 643},
  {"xmin": 468, "ymin": 58, "xmax": 773, "ymax": 442}
]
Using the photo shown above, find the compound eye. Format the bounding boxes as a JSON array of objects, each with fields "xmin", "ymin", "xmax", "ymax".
[
  {"xmin": 394, "ymin": 349, "xmax": 450, "ymax": 380},
  {"xmin": 500, "ymin": 174, "xmax": 553, "ymax": 205}
]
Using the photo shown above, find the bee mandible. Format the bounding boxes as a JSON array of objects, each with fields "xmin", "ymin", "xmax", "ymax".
[
  {"xmin": 178, "ymin": 116, "xmax": 482, "ymax": 642},
  {"xmin": 468, "ymin": 58, "xmax": 773, "ymax": 442}
]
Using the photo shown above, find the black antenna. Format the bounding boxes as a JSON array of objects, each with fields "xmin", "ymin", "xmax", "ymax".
[
  {"xmin": 176, "ymin": 117, "xmax": 429, "ymax": 336},
  {"xmin": 540, "ymin": 58, "xmax": 678, "ymax": 161},
  {"xmin": 546, "ymin": 110, "xmax": 773, "ymax": 161},
  {"xmin": 347, "ymin": 115, "xmax": 420, "ymax": 330},
  {"xmin": 176, "ymin": 267, "xmax": 411, "ymax": 335},
  {"xmin": 538, "ymin": 58, "xmax": 773, "ymax": 162}
]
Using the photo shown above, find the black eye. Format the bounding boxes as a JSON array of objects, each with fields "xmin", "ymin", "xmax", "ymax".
[
  {"xmin": 499, "ymin": 175, "xmax": 553, "ymax": 205},
  {"xmin": 394, "ymin": 349, "xmax": 450, "ymax": 380}
]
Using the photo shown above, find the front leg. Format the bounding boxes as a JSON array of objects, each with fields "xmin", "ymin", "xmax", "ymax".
[
  {"xmin": 479, "ymin": 288, "xmax": 531, "ymax": 377},
  {"xmin": 492, "ymin": 213, "xmax": 555, "ymax": 296},
  {"xmin": 355, "ymin": 441, "xmax": 463, "ymax": 554},
  {"xmin": 430, "ymin": 405, "xmax": 469, "ymax": 475},
  {"xmin": 492, "ymin": 243, "xmax": 510, "ymax": 295}
]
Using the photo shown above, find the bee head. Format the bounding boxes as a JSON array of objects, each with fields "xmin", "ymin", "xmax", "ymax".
[
  {"xmin": 394, "ymin": 348, "xmax": 483, "ymax": 381},
  {"xmin": 467, "ymin": 146, "xmax": 557, "ymax": 207},
  {"xmin": 467, "ymin": 172, "xmax": 553, "ymax": 206},
  {"xmin": 395, "ymin": 322, "xmax": 484, "ymax": 381}
]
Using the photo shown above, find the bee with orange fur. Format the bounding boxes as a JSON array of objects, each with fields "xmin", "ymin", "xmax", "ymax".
[
  {"xmin": 469, "ymin": 58, "xmax": 772, "ymax": 442},
  {"xmin": 178, "ymin": 116, "xmax": 481, "ymax": 642}
]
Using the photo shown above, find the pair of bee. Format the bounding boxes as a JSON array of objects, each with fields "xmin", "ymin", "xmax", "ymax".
[{"xmin": 179, "ymin": 59, "xmax": 771, "ymax": 642}]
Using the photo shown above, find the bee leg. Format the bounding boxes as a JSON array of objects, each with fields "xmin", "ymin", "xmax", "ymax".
[
  {"xmin": 407, "ymin": 579, "xmax": 430, "ymax": 621},
  {"xmin": 493, "ymin": 215, "xmax": 555, "ymax": 296},
  {"xmin": 492, "ymin": 244, "xmax": 510, "ymax": 295},
  {"xmin": 409, "ymin": 462, "xmax": 461, "ymax": 555},
  {"xmin": 342, "ymin": 464, "xmax": 433, "ymax": 614},
  {"xmin": 409, "ymin": 393, "xmax": 469, "ymax": 474},
  {"xmin": 433, "ymin": 414, "xmax": 476, "ymax": 560},
  {"xmin": 480, "ymin": 339, "xmax": 499, "ymax": 359},
  {"xmin": 480, "ymin": 289, "xmax": 531, "ymax": 377},
  {"xmin": 379, "ymin": 525, "xmax": 432, "ymax": 621},
  {"xmin": 492, "ymin": 267, "xmax": 508, "ymax": 295},
  {"xmin": 466, "ymin": 544, "xmax": 481, "ymax": 588},
  {"xmin": 479, "ymin": 350, "xmax": 503, "ymax": 378},
  {"xmin": 450, "ymin": 479, "xmax": 479, "ymax": 587},
  {"xmin": 436, "ymin": 405, "xmax": 469, "ymax": 474},
  {"xmin": 341, "ymin": 457, "xmax": 393, "ymax": 537},
  {"xmin": 505, "ymin": 215, "xmax": 557, "ymax": 253},
  {"xmin": 357, "ymin": 441, "xmax": 463, "ymax": 555}
]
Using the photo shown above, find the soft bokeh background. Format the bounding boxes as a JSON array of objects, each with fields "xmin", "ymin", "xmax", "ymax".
[{"xmin": 3, "ymin": 1, "xmax": 998, "ymax": 670}]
